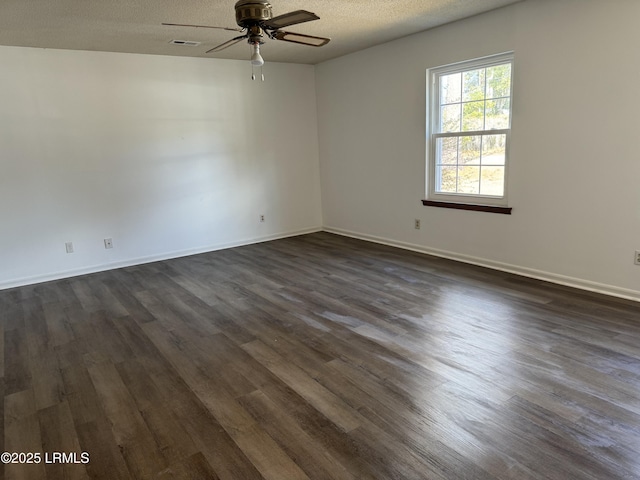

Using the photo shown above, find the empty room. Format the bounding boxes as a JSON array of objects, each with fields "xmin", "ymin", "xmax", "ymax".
[{"xmin": 1, "ymin": 0, "xmax": 639, "ymax": 479}]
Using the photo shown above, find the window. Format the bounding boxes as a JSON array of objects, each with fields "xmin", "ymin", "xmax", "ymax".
[{"xmin": 426, "ymin": 53, "xmax": 513, "ymax": 212}]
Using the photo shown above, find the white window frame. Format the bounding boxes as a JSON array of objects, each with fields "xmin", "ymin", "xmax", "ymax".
[{"xmin": 426, "ymin": 52, "xmax": 514, "ymax": 207}]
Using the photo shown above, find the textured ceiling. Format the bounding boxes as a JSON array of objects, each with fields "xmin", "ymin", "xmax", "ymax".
[{"xmin": 0, "ymin": 0, "xmax": 522, "ymax": 65}]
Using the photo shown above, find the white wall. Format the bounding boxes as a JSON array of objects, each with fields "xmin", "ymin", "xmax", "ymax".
[
  {"xmin": 0, "ymin": 46, "xmax": 322, "ymax": 288},
  {"xmin": 316, "ymin": 0, "xmax": 640, "ymax": 301}
]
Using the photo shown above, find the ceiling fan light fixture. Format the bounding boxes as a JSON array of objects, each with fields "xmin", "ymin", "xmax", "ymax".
[{"xmin": 250, "ymin": 43, "xmax": 265, "ymax": 66}]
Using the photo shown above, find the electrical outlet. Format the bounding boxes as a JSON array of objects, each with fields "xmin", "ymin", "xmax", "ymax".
[
  {"xmin": 414, "ymin": 219, "xmax": 421, "ymax": 230},
  {"xmin": 260, "ymin": 215, "xmax": 265, "ymax": 223},
  {"xmin": 65, "ymin": 242, "xmax": 74, "ymax": 254},
  {"xmin": 635, "ymin": 250, "xmax": 640, "ymax": 265},
  {"xmin": 104, "ymin": 238, "xmax": 113, "ymax": 249}
]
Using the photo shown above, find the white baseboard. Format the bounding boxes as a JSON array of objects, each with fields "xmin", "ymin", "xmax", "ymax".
[
  {"xmin": 0, "ymin": 226, "xmax": 322, "ymax": 291},
  {"xmin": 5, "ymin": 225, "xmax": 638, "ymax": 303},
  {"xmin": 323, "ymin": 226, "xmax": 640, "ymax": 303}
]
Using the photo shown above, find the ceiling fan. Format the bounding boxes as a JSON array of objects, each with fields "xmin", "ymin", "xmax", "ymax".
[{"xmin": 163, "ymin": 0, "xmax": 330, "ymax": 74}]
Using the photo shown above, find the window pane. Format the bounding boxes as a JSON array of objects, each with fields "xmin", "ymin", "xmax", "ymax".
[
  {"xmin": 480, "ymin": 166, "xmax": 505, "ymax": 196},
  {"xmin": 486, "ymin": 63, "xmax": 511, "ymax": 99},
  {"xmin": 457, "ymin": 166, "xmax": 480, "ymax": 194},
  {"xmin": 437, "ymin": 137, "xmax": 458, "ymax": 165},
  {"xmin": 485, "ymin": 98, "xmax": 510, "ymax": 129},
  {"xmin": 440, "ymin": 104, "xmax": 461, "ymax": 132},
  {"xmin": 460, "ymin": 136, "xmax": 481, "ymax": 165},
  {"xmin": 481, "ymin": 134, "xmax": 506, "ymax": 165},
  {"xmin": 440, "ymin": 72, "xmax": 461, "ymax": 104},
  {"xmin": 436, "ymin": 165, "xmax": 457, "ymax": 193},
  {"xmin": 462, "ymin": 101, "xmax": 484, "ymax": 131},
  {"xmin": 429, "ymin": 54, "xmax": 512, "ymax": 203},
  {"xmin": 462, "ymin": 68, "xmax": 485, "ymax": 102}
]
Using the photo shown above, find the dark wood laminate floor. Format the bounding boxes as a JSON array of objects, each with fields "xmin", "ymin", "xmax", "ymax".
[{"xmin": 1, "ymin": 232, "xmax": 640, "ymax": 480}]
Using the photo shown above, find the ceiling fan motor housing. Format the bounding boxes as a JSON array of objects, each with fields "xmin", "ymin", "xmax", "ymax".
[{"xmin": 235, "ymin": 0, "xmax": 273, "ymax": 27}]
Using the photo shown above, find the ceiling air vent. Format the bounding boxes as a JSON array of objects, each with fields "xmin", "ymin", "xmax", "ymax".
[{"xmin": 169, "ymin": 39, "xmax": 201, "ymax": 46}]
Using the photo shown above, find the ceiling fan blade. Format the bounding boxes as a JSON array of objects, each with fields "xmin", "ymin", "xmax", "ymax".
[
  {"xmin": 205, "ymin": 35, "xmax": 247, "ymax": 53},
  {"xmin": 262, "ymin": 10, "xmax": 319, "ymax": 30},
  {"xmin": 272, "ymin": 31, "xmax": 330, "ymax": 47},
  {"xmin": 162, "ymin": 22, "xmax": 243, "ymax": 32}
]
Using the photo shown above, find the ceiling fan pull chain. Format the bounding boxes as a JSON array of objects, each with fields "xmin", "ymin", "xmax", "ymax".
[{"xmin": 250, "ymin": 65, "xmax": 264, "ymax": 81}]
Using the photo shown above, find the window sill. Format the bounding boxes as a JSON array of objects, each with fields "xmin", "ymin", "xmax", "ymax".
[{"xmin": 422, "ymin": 200, "xmax": 512, "ymax": 215}]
